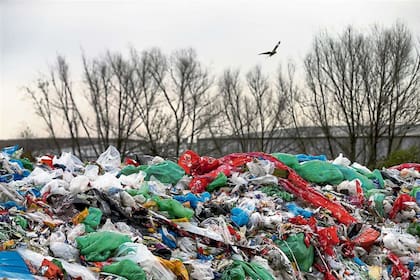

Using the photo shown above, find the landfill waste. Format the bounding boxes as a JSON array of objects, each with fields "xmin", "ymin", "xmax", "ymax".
[{"xmin": 1, "ymin": 145, "xmax": 420, "ymax": 279}]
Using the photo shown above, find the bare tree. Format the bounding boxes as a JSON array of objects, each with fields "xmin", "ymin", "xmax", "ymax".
[
  {"xmin": 246, "ymin": 65, "xmax": 285, "ymax": 152},
  {"xmin": 218, "ymin": 69, "xmax": 253, "ymax": 152},
  {"xmin": 129, "ymin": 48, "xmax": 170, "ymax": 155},
  {"xmin": 277, "ymin": 62, "xmax": 308, "ymax": 153},
  {"xmin": 83, "ymin": 51, "xmax": 142, "ymax": 157},
  {"xmin": 304, "ymin": 27, "xmax": 368, "ymax": 161},
  {"xmin": 363, "ymin": 23, "xmax": 420, "ymax": 166},
  {"xmin": 148, "ymin": 48, "xmax": 213, "ymax": 157},
  {"xmin": 304, "ymin": 23, "xmax": 419, "ymax": 165},
  {"xmin": 26, "ymin": 80, "xmax": 61, "ymax": 153}
]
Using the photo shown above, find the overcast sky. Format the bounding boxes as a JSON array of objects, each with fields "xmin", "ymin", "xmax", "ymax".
[{"xmin": 1, "ymin": 0, "xmax": 419, "ymax": 139}]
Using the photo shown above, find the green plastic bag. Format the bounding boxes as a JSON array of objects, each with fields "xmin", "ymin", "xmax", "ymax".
[
  {"xmin": 410, "ymin": 186, "xmax": 420, "ymax": 198},
  {"xmin": 83, "ymin": 207, "xmax": 102, "ymax": 233},
  {"xmin": 20, "ymin": 158, "xmax": 34, "ymax": 171},
  {"xmin": 126, "ymin": 182, "xmax": 150, "ymax": 199},
  {"xmin": 221, "ymin": 262, "xmax": 246, "ymax": 280},
  {"xmin": 334, "ymin": 165, "xmax": 374, "ymax": 192},
  {"xmin": 371, "ymin": 192, "xmax": 385, "ymax": 217},
  {"xmin": 206, "ymin": 172, "xmax": 228, "ymax": 192},
  {"xmin": 102, "ymin": 259, "xmax": 146, "ymax": 280},
  {"xmin": 153, "ymin": 196, "xmax": 194, "ymax": 219},
  {"xmin": 260, "ymin": 186, "xmax": 294, "ymax": 201},
  {"xmin": 276, "ymin": 233, "xmax": 314, "ymax": 272},
  {"xmin": 119, "ymin": 165, "xmax": 144, "ymax": 176},
  {"xmin": 295, "ymin": 160, "xmax": 344, "ymax": 185},
  {"xmin": 271, "ymin": 153, "xmax": 299, "ymax": 168},
  {"xmin": 408, "ymin": 222, "xmax": 420, "ymax": 237},
  {"xmin": 14, "ymin": 215, "xmax": 28, "ymax": 229},
  {"xmin": 76, "ymin": 231, "xmax": 131, "ymax": 261},
  {"xmin": 371, "ymin": 169, "xmax": 384, "ymax": 188},
  {"xmin": 241, "ymin": 261, "xmax": 275, "ymax": 280},
  {"xmin": 144, "ymin": 161, "xmax": 185, "ymax": 184},
  {"xmin": 222, "ymin": 260, "xmax": 275, "ymax": 280}
]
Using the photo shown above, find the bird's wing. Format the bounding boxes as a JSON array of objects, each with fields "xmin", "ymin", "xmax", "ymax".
[
  {"xmin": 259, "ymin": 51, "xmax": 271, "ymax": 55},
  {"xmin": 272, "ymin": 41, "xmax": 281, "ymax": 52}
]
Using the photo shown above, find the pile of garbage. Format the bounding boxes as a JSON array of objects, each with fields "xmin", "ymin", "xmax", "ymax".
[{"xmin": 1, "ymin": 145, "xmax": 420, "ymax": 280}]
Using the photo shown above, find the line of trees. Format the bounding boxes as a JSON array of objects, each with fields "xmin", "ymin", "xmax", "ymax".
[{"xmin": 26, "ymin": 22, "xmax": 420, "ymax": 165}]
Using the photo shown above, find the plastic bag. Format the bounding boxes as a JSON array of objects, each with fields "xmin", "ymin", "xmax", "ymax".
[
  {"xmin": 188, "ymin": 260, "xmax": 214, "ymax": 280},
  {"xmin": 231, "ymin": 207, "xmax": 249, "ymax": 227},
  {"xmin": 69, "ymin": 175, "xmax": 90, "ymax": 194},
  {"xmin": 153, "ymin": 196, "xmax": 194, "ymax": 219},
  {"xmin": 92, "ymin": 173, "xmax": 122, "ymax": 191},
  {"xmin": 53, "ymin": 152, "xmax": 84, "ymax": 173},
  {"xmin": 144, "ymin": 161, "xmax": 185, "ymax": 184},
  {"xmin": 271, "ymin": 153, "xmax": 299, "ymax": 168},
  {"xmin": 276, "ymin": 233, "xmax": 314, "ymax": 272},
  {"xmin": 222, "ymin": 260, "xmax": 275, "ymax": 280},
  {"xmin": 334, "ymin": 164, "xmax": 374, "ymax": 192},
  {"xmin": 178, "ymin": 150, "xmax": 221, "ymax": 175},
  {"xmin": 295, "ymin": 160, "xmax": 344, "ymax": 185},
  {"xmin": 296, "ymin": 154, "xmax": 327, "ymax": 162},
  {"xmin": 332, "ymin": 153, "xmax": 351, "ymax": 166},
  {"xmin": 49, "ymin": 242, "xmax": 79, "ymax": 262},
  {"xmin": 84, "ymin": 164, "xmax": 99, "ymax": 180},
  {"xmin": 173, "ymin": 192, "xmax": 211, "ymax": 209},
  {"xmin": 96, "ymin": 146, "xmax": 121, "ymax": 172},
  {"xmin": 113, "ymin": 242, "xmax": 176, "ymax": 280},
  {"xmin": 189, "ymin": 164, "xmax": 232, "ymax": 193},
  {"xmin": 158, "ymin": 257, "xmax": 189, "ymax": 280},
  {"xmin": 206, "ymin": 172, "xmax": 228, "ymax": 192},
  {"xmin": 286, "ymin": 203, "xmax": 313, "ymax": 218},
  {"xmin": 388, "ymin": 194, "xmax": 416, "ymax": 220},
  {"xmin": 76, "ymin": 231, "xmax": 131, "ymax": 261},
  {"xmin": 82, "ymin": 207, "xmax": 102, "ymax": 233},
  {"xmin": 102, "ymin": 259, "xmax": 146, "ymax": 280}
]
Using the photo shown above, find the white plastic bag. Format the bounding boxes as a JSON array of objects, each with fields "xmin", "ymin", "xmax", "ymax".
[
  {"xmin": 332, "ymin": 153, "xmax": 351, "ymax": 166},
  {"xmin": 96, "ymin": 146, "xmax": 121, "ymax": 172},
  {"xmin": 92, "ymin": 173, "xmax": 122, "ymax": 191},
  {"xmin": 53, "ymin": 152, "xmax": 84, "ymax": 173},
  {"xmin": 50, "ymin": 242, "xmax": 79, "ymax": 261},
  {"xmin": 188, "ymin": 260, "xmax": 214, "ymax": 280},
  {"xmin": 69, "ymin": 175, "xmax": 90, "ymax": 194}
]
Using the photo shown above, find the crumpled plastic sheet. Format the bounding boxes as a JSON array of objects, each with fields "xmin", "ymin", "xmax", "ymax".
[{"xmin": 0, "ymin": 145, "xmax": 420, "ymax": 279}]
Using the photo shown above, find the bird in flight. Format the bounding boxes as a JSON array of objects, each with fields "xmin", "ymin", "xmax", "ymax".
[{"xmin": 258, "ymin": 41, "xmax": 281, "ymax": 57}]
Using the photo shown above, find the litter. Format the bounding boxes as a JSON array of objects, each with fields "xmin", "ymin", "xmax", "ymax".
[{"xmin": 0, "ymin": 145, "xmax": 419, "ymax": 279}]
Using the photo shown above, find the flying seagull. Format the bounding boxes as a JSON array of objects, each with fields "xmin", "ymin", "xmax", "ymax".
[{"xmin": 259, "ymin": 41, "xmax": 281, "ymax": 57}]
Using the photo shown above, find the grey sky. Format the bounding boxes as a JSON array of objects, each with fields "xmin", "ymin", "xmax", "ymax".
[{"xmin": 1, "ymin": 0, "xmax": 419, "ymax": 139}]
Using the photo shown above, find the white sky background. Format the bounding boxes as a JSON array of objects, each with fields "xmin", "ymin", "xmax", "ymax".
[{"xmin": 1, "ymin": 0, "xmax": 419, "ymax": 139}]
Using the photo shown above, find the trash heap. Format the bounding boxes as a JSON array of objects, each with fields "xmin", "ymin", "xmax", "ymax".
[{"xmin": 1, "ymin": 145, "xmax": 420, "ymax": 280}]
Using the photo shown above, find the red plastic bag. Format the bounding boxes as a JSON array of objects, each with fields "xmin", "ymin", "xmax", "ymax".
[
  {"xmin": 318, "ymin": 226, "xmax": 339, "ymax": 256},
  {"xmin": 390, "ymin": 163, "xmax": 420, "ymax": 172},
  {"xmin": 388, "ymin": 193, "xmax": 416, "ymax": 220},
  {"xmin": 189, "ymin": 164, "xmax": 231, "ymax": 193},
  {"xmin": 124, "ymin": 157, "xmax": 139, "ymax": 167},
  {"xmin": 39, "ymin": 155, "xmax": 54, "ymax": 168},
  {"xmin": 387, "ymin": 251, "xmax": 410, "ymax": 280},
  {"xmin": 179, "ymin": 150, "xmax": 221, "ymax": 175},
  {"xmin": 178, "ymin": 150, "xmax": 201, "ymax": 175},
  {"xmin": 351, "ymin": 227, "xmax": 380, "ymax": 250}
]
